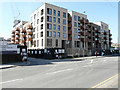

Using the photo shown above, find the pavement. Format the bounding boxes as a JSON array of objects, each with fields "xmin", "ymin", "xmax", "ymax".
[
  {"xmin": 1, "ymin": 55, "xmax": 119, "ymax": 88},
  {"xmin": 0, "ymin": 56, "xmax": 103, "ymax": 69}
]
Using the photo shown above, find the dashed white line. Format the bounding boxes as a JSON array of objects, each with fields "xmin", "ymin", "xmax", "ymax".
[
  {"xmin": 46, "ymin": 68, "xmax": 73, "ymax": 75},
  {"xmin": 0, "ymin": 79, "xmax": 23, "ymax": 84}
]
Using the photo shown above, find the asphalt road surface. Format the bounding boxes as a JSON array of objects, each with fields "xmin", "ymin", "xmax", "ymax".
[{"xmin": 1, "ymin": 56, "xmax": 119, "ymax": 88}]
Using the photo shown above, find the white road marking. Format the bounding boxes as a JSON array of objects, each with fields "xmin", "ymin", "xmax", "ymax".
[
  {"xmin": 46, "ymin": 68, "xmax": 73, "ymax": 75},
  {"xmin": 82, "ymin": 65, "xmax": 93, "ymax": 67},
  {"xmin": 90, "ymin": 60, "xmax": 93, "ymax": 63},
  {"xmin": 0, "ymin": 79, "xmax": 23, "ymax": 84}
]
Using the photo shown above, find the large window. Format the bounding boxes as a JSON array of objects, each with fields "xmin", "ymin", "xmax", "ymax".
[
  {"xmin": 53, "ymin": 31, "xmax": 56, "ymax": 37},
  {"xmin": 78, "ymin": 16, "xmax": 80, "ymax": 21},
  {"xmin": 58, "ymin": 18, "xmax": 60, "ymax": 23},
  {"xmin": 41, "ymin": 17, "xmax": 43, "ymax": 22},
  {"xmin": 47, "ymin": 16, "xmax": 52, "ymax": 22},
  {"xmin": 53, "ymin": 24, "xmax": 56, "ymax": 30},
  {"xmin": 74, "ymin": 22, "xmax": 77, "ymax": 27},
  {"xmin": 58, "ymin": 25, "xmax": 60, "ymax": 31},
  {"xmin": 41, "ymin": 24, "xmax": 43, "ymax": 29},
  {"xmin": 41, "ymin": 9, "xmax": 44, "ymax": 15},
  {"xmin": 63, "ymin": 26, "xmax": 66, "ymax": 32},
  {"xmin": 78, "ymin": 23, "xmax": 80, "ymax": 27},
  {"xmin": 58, "ymin": 32, "xmax": 60, "ymax": 38},
  {"xmin": 53, "ymin": 10, "xmax": 56, "ymax": 16},
  {"xmin": 47, "ymin": 31, "xmax": 52, "ymax": 37},
  {"xmin": 74, "ymin": 34, "xmax": 77, "ymax": 39},
  {"xmin": 63, "ymin": 19, "xmax": 66, "ymax": 25},
  {"xmin": 74, "ymin": 15, "xmax": 77, "ymax": 21},
  {"xmin": 47, "ymin": 8, "xmax": 52, "ymax": 15},
  {"xmin": 47, "ymin": 39, "xmax": 52, "ymax": 46},
  {"xmin": 53, "ymin": 17, "xmax": 56, "ymax": 22},
  {"xmin": 63, "ymin": 12, "xmax": 66, "ymax": 18},
  {"xmin": 74, "ymin": 28, "xmax": 77, "ymax": 33},
  {"xmin": 47, "ymin": 23, "xmax": 52, "ymax": 30},
  {"xmin": 63, "ymin": 33, "xmax": 66, "ymax": 38},
  {"xmin": 58, "ymin": 11, "xmax": 60, "ymax": 16}
]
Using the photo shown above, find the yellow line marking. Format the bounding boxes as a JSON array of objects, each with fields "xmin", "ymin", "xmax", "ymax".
[{"xmin": 89, "ymin": 73, "xmax": 120, "ymax": 89}]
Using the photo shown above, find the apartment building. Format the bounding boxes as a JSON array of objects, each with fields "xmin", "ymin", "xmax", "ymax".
[
  {"xmin": 67, "ymin": 11, "xmax": 91, "ymax": 56},
  {"xmin": 11, "ymin": 20, "xmax": 33, "ymax": 46},
  {"xmin": 30, "ymin": 3, "xmax": 68, "ymax": 50},
  {"xmin": 94, "ymin": 21, "xmax": 111, "ymax": 50},
  {"xmin": 89, "ymin": 22, "xmax": 101, "ymax": 55}
]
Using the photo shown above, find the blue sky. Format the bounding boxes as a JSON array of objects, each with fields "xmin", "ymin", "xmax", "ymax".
[{"xmin": 0, "ymin": 2, "xmax": 118, "ymax": 43}]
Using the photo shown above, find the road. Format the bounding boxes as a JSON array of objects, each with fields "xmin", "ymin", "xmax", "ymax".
[{"xmin": 1, "ymin": 56, "xmax": 119, "ymax": 88}]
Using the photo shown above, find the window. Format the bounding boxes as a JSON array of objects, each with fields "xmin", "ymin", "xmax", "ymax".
[
  {"xmin": 78, "ymin": 35, "xmax": 80, "ymax": 39},
  {"xmin": 53, "ymin": 31, "xmax": 56, "ymax": 37},
  {"xmin": 41, "ymin": 39, "xmax": 43, "ymax": 46},
  {"xmin": 74, "ymin": 28, "xmax": 77, "ymax": 33},
  {"xmin": 47, "ymin": 16, "xmax": 52, "ymax": 22},
  {"xmin": 47, "ymin": 8, "xmax": 52, "ymax": 15},
  {"xmin": 78, "ymin": 23, "xmax": 80, "ymax": 27},
  {"xmin": 41, "ymin": 24, "xmax": 43, "ymax": 29},
  {"xmin": 58, "ymin": 25, "xmax": 60, "ymax": 31},
  {"xmin": 47, "ymin": 39, "xmax": 52, "ymax": 46},
  {"xmin": 56, "ymin": 39, "xmax": 58, "ymax": 47},
  {"xmin": 53, "ymin": 17, "xmax": 56, "ymax": 22},
  {"xmin": 74, "ymin": 34, "xmax": 77, "ymax": 39},
  {"xmin": 63, "ymin": 26, "xmax": 66, "ymax": 32},
  {"xmin": 34, "ymin": 14, "xmax": 36, "ymax": 19},
  {"xmin": 63, "ymin": 33, "xmax": 66, "ymax": 38},
  {"xmin": 63, "ymin": 19, "xmax": 66, "ymax": 25},
  {"xmin": 74, "ymin": 22, "xmax": 77, "ymax": 27},
  {"xmin": 74, "ymin": 15, "xmax": 77, "ymax": 21},
  {"xmin": 41, "ymin": 17, "xmax": 43, "ymax": 22},
  {"xmin": 53, "ymin": 24, "xmax": 56, "ymax": 30},
  {"xmin": 37, "ymin": 19, "xmax": 39, "ymax": 24},
  {"xmin": 37, "ymin": 12, "xmax": 39, "ymax": 17},
  {"xmin": 41, "ymin": 32, "xmax": 43, "ymax": 37},
  {"xmin": 53, "ymin": 10, "xmax": 56, "ymax": 16},
  {"xmin": 78, "ymin": 16, "xmax": 80, "ymax": 21},
  {"xmin": 78, "ymin": 29, "xmax": 80, "ymax": 33},
  {"xmin": 58, "ymin": 11, "xmax": 60, "ymax": 16},
  {"xmin": 47, "ymin": 23, "xmax": 52, "ymax": 30},
  {"xmin": 58, "ymin": 18, "xmax": 60, "ymax": 23},
  {"xmin": 58, "ymin": 32, "xmax": 60, "ymax": 38},
  {"xmin": 63, "ymin": 12, "xmax": 66, "ymax": 18},
  {"xmin": 37, "ymin": 40, "xmax": 39, "ymax": 47},
  {"xmin": 41, "ymin": 9, "xmax": 44, "ymax": 15},
  {"xmin": 47, "ymin": 31, "xmax": 52, "ymax": 37},
  {"xmin": 34, "ymin": 40, "xmax": 36, "ymax": 47},
  {"xmin": 37, "ymin": 33, "xmax": 38, "ymax": 38}
]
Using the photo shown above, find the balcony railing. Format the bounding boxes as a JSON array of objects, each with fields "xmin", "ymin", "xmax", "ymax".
[
  {"xmin": 27, "ymin": 38, "xmax": 32, "ymax": 41},
  {"xmin": 68, "ymin": 17, "xmax": 72, "ymax": 22},
  {"xmin": 21, "ymin": 29, "xmax": 26, "ymax": 33},
  {"xmin": 11, "ymin": 34, "xmax": 15, "ymax": 37},
  {"xmin": 68, "ymin": 37, "xmax": 72, "ymax": 41},
  {"xmin": 11, "ymin": 38, "xmax": 15, "ymax": 41},
  {"xmin": 16, "ymin": 27, "xmax": 20, "ymax": 31},
  {"xmin": 27, "ymin": 25, "xmax": 33, "ymax": 29},
  {"xmin": 21, "ymin": 34, "xmax": 26, "ymax": 37},
  {"xmin": 16, "ymin": 37, "xmax": 19, "ymax": 40},
  {"xmin": 27, "ymin": 31, "xmax": 33, "ymax": 35},
  {"xmin": 15, "ymin": 42, "xmax": 19, "ymax": 44},
  {"xmin": 12, "ymin": 30, "xmax": 15, "ymax": 34}
]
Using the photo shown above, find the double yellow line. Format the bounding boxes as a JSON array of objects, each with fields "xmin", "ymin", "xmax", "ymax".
[{"xmin": 89, "ymin": 73, "xmax": 120, "ymax": 89}]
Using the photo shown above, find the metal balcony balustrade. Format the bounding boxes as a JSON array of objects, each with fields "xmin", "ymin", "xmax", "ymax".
[
  {"xmin": 16, "ymin": 27, "xmax": 20, "ymax": 31},
  {"xmin": 27, "ymin": 25, "xmax": 33, "ymax": 29}
]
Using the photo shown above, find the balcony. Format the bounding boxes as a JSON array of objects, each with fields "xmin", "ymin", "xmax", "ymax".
[
  {"xmin": 21, "ymin": 34, "xmax": 26, "ymax": 37},
  {"xmin": 68, "ymin": 17, "xmax": 72, "ymax": 22},
  {"xmin": 27, "ymin": 31, "xmax": 32, "ymax": 35},
  {"xmin": 80, "ymin": 20, "xmax": 84, "ymax": 23},
  {"xmin": 21, "ymin": 29, "xmax": 26, "ymax": 33},
  {"xmin": 27, "ymin": 38, "xmax": 32, "ymax": 41},
  {"xmin": 84, "ymin": 19, "xmax": 89, "ymax": 24},
  {"xmin": 95, "ymin": 30, "xmax": 100, "ymax": 33},
  {"xmin": 85, "ymin": 26, "xmax": 90, "ymax": 30},
  {"xmin": 16, "ymin": 27, "xmax": 20, "ymax": 31},
  {"xmin": 20, "ymin": 39, "xmax": 26, "ymax": 43},
  {"xmin": 68, "ymin": 23, "xmax": 72, "ymax": 28},
  {"xmin": 104, "ymin": 37, "xmax": 107, "ymax": 40},
  {"xmin": 68, "ymin": 37, "xmax": 72, "ymax": 41},
  {"xmin": 68, "ymin": 30, "xmax": 72, "ymax": 34},
  {"xmin": 16, "ymin": 37, "xmax": 19, "ymax": 40},
  {"xmin": 11, "ymin": 42, "xmax": 15, "ymax": 44},
  {"xmin": 81, "ymin": 38, "xmax": 91, "ymax": 42},
  {"xmin": 79, "ymin": 26, "xmax": 84, "ymax": 30},
  {"xmin": 109, "ymin": 38, "xmax": 112, "ymax": 40},
  {"xmin": 104, "ymin": 41, "xmax": 107, "ymax": 44},
  {"xmin": 109, "ymin": 34, "xmax": 112, "ymax": 36},
  {"xmin": 27, "ymin": 25, "xmax": 33, "ymax": 29},
  {"xmin": 11, "ymin": 38, "xmax": 15, "ymax": 41},
  {"xmin": 104, "ymin": 32, "xmax": 107, "ymax": 35},
  {"xmin": 16, "ymin": 32, "xmax": 20, "ymax": 35},
  {"xmin": 95, "ymin": 35, "xmax": 100, "ymax": 38},
  {"xmin": 15, "ymin": 41, "xmax": 19, "ymax": 44},
  {"xmin": 12, "ymin": 30, "xmax": 15, "ymax": 34},
  {"xmin": 11, "ymin": 34, "xmax": 15, "ymax": 37}
]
